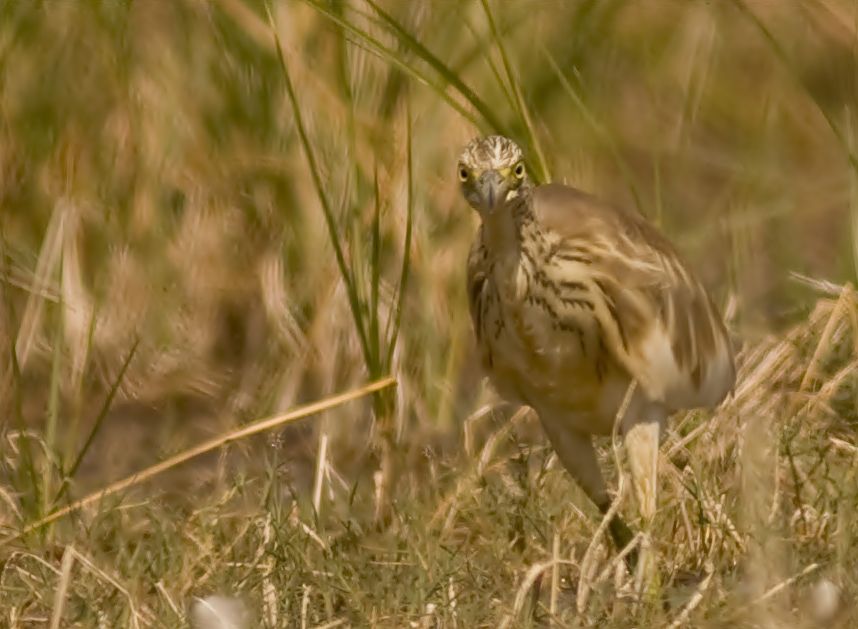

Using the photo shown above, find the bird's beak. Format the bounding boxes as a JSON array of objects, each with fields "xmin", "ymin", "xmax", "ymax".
[{"xmin": 478, "ymin": 170, "xmax": 509, "ymax": 214}]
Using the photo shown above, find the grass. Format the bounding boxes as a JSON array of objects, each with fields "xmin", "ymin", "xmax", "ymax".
[{"xmin": 2, "ymin": 0, "xmax": 858, "ymax": 626}]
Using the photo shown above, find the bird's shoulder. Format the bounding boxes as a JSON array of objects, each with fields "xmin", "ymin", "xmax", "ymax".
[{"xmin": 530, "ymin": 183, "xmax": 675, "ymax": 258}]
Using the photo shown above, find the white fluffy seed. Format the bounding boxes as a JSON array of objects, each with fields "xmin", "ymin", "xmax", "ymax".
[
  {"xmin": 191, "ymin": 595, "xmax": 250, "ymax": 629},
  {"xmin": 810, "ymin": 578, "xmax": 840, "ymax": 622}
]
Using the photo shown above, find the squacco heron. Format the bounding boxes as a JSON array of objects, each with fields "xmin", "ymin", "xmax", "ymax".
[{"xmin": 459, "ymin": 135, "xmax": 735, "ymax": 579}]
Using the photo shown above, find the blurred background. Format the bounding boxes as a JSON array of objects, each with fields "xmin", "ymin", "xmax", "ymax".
[
  {"xmin": 3, "ymin": 0, "xmax": 857, "ymax": 479},
  {"xmin": 2, "ymin": 1, "xmax": 858, "ymax": 624}
]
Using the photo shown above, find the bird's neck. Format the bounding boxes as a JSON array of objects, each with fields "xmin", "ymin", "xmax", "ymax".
[
  {"xmin": 481, "ymin": 195, "xmax": 534, "ymax": 263},
  {"xmin": 481, "ymin": 196, "xmax": 538, "ymax": 302}
]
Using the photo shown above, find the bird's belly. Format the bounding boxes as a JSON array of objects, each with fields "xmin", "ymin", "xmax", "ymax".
[{"xmin": 482, "ymin": 298, "xmax": 629, "ymax": 434}]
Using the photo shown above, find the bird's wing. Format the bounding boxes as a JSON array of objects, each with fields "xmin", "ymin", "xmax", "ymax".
[{"xmin": 531, "ymin": 184, "xmax": 735, "ymax": 410}]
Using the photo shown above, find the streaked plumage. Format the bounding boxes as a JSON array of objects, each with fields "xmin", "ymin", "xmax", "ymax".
[{"xmin": 459, "ymin": 135, "xmax": 735, "ymax": 568}]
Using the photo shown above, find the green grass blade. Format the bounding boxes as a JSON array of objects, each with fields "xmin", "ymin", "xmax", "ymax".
[
  {"xmin": 385, "ymin": 101, "xmax": 413, "ymax": 368},
  {"xmin": 369, "ymin": 166, "xmax": 382, "ymax": 376},
  {"xmin": 329, "ymin": 0, "xmax": 364, "ymax": 310},
  {"xmin": 331, "ymin": 0, "xmax": 358, "ymax": 161},
  {"xmin": 362, "ymin": 0, "xmax": 506, "ymax": 134},
  {"xmin": 266, "ymin": 2, "xmax": 373, "ymax": 369},
  {"xmin": 57, "ymin": 336, "xmax": 140, "ymax": 504},
  {"xmin": 479, "ymin": 0, "xmax": 550, "ymax": 183},
  {"xmin": 463, "ymin": 19, "xmax": 516, "ymax": 115},
  {"xmin": 300, "ymin": 0, "xmax": 483, "ymax": 129}
]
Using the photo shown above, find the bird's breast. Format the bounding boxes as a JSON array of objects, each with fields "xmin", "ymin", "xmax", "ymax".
[{"xmin": 477, "ymin": 249, "xmax": 623, "ymax": 420}]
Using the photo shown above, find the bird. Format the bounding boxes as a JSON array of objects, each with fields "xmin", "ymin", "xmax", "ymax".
[{"xmin": 459, "ymin": 135, "xmax": 735, "ymax": 576}]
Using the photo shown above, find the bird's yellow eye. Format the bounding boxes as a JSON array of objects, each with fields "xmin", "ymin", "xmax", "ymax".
[
  {"xmin": 458, "ymin": 166, "xmax": 469, "ymax": 182},
  {"xmin": 513, "ymin": 162, "xmax": 525, "ymax": 179}
]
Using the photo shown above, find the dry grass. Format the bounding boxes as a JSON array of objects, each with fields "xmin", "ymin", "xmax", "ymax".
[{"xmin": 3, "ymin": 1, "xmax": 858, "ymax": 626}]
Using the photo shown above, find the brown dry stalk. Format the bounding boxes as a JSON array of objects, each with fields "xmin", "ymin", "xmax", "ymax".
[
  {"xmin": 0, "ymin": 376, "xmax": 397, "ymax": 549},
  {"xmin": 48, "ymin": 545, "xmax": 75, "ymax": 629},
  {"xmin": 499, "ymin": 558, "xmax": 578, "ymax": 629},
  {"xmin": 799, "ymin": 284, "xmax": 853, "ymax": 393}
]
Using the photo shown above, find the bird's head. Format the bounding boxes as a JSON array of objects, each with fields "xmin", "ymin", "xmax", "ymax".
[{"xmin": 458, "ymin": 135, "xmax": 529, "ymax": 215}]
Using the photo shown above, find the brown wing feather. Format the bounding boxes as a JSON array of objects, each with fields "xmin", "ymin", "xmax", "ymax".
[{"xmin": 531, "ymin": 184, "xmax": 735, "ymax": 410}]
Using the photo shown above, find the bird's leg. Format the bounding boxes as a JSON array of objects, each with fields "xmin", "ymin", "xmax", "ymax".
[
  {"xmin": 624, "ymin": 418, "xmax": 661, "ymax": 596},
  {"xmin": 605, "ymin": 507, "xmax": 637, "ymax": 567},
  {"xmin": 539, "ymin": 415, "xmax": 637, "ymax": 566}
]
